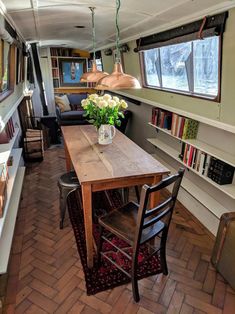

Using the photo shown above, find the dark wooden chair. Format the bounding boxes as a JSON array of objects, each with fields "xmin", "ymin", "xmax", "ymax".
[{"xmin": 97, "ymin": 168, "xmax": 184, "ymax": 302}]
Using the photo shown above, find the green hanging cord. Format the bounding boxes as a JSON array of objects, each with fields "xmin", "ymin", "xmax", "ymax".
[
  {"xmin": 89, "ymin": 7, "xmax": 96, "ymax": 62},
  {"xmin": 115, "ymin": 0, "xmax": 121, "ymax": 63}
]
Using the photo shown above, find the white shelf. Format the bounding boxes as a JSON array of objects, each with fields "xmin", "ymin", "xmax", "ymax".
[
  {"xmin": 148, "ymin": 123, "xmax": 235, "ymax": 167},
  {"xmin": 0, "ymin": 167, "xmax": 25, "ymax": 274},
  {"xmin": 147, "ymin": 138, "xmax": 235, "ymax": 199},
  {"xmin": 152, "ymin": 154, "xmax": 229, "ymax": 219},
  {"xmin": 0, "ymin": 95, "xmax": 24, "ymax": 133},
  {"xmin": 115, "ymin": 91, "xmax": 235, "ymax": 134},
  {"xmin": 0, "ymin": 148, "xmax": 23, "ymax": 238},
  {"xmin": 0, "ymin": 128, "xmax": 20, "ymax": 164}
]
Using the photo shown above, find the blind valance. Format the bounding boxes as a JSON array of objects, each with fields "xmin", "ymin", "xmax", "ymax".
[{"xmin": 135, "ymin": 11, "xmax": 228, "ymax": 52}]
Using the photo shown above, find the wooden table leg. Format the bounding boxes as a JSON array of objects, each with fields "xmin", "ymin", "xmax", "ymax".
[
  {"xmin": 150, "ymin": 175, "xmax": 162, "ymax": 208},
  {"xmin": 81, "ymin": 184, "xmax": 93, "ymax": 268},
  {"xmin": 64, "ymin": 142, "xmax": 72, "ymax": 172}
]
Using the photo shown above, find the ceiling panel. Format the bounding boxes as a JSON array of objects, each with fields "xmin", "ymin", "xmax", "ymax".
[
  {"xmin": 2, "ymin": 0, "xmax": 32, "ymax": 12},
  {"xmin": 2, "ymin": 0, "xmax": 235, "ymax": 49}
]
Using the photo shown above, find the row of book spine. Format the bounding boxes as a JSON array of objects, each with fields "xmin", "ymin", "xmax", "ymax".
[
  {"xmin": 179, "ymin": 143, "xmax": 211, "ymax": 177},
  {"xmin": 52, "ymin": 68, "xmax": 59, "ymax": 78},
  {"xmin": 50, "ymin": 48, "xmax": 72, "ymax": 57},
  {"xmin": 53, "ymin": 78, "xmax": 60, "ymax": 88},
  {"xmin": 0, "ymin": 118, "xmax": 15, "ymax": 144},
  {"xmin": 151, "ymin": 108, "xmax": 199, "ymax": 140},
  {"xmin": 51, "ymin": 58, "xmax": 58, "ymax": 68}
]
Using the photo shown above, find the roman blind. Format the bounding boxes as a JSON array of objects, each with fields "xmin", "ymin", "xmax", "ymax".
[{"xmin": 134, "ymin": 11, "xmax": 228, "ymax": 52}]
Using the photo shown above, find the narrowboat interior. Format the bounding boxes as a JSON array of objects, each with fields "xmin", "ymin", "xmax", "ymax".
[{"xmin": 0, "ymin": 0, "xmax": 235, "ymax": 313}]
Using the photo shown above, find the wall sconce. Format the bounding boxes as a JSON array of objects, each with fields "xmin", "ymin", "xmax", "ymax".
[
  {"xmin": 119, "ymin": 43, "xmax": 129, "ymax": 53},
  {"xmin": 104, "ymin": 48, "xmax": 113, "ymax": 56}
]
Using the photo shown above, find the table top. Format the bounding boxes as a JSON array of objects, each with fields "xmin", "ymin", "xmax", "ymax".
[{"xmin": 62, "ymin": 125, "xmax": 169, "ymax": 184}]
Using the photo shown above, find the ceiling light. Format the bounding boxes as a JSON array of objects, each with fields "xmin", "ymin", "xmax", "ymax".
[
  {"xmin": 80, "ymin": 7, "xmax": 109, "ymax": 83},
  {"xmin": 96, "ymin": 0, "xmax": 141, "ymax": 90}
]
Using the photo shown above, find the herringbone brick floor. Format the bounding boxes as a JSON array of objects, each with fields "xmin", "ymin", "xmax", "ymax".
[{"xmin": 3, "ymin": 147, "xmax": 235, "ymax": 313}]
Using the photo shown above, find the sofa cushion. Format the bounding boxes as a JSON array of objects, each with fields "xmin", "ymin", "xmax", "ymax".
[
  {"xmin": 60, "ymin": 110, "xmax": 86, "ymax": 121},
  {"xmin": 67, "ymin": 93, "xmax": 88, "ymax": 105},
  {"xmin": 55, "ymin": 95, "xmax": 71, "ymax": 112}
]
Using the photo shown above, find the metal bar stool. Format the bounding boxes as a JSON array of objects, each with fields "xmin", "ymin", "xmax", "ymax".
[{"xmin": 57, "ymin": 171, "xmax": 80, "ymax": 229}]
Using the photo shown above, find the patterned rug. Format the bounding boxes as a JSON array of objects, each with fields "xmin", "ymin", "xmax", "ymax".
[{"xmin": 67, "ymin": 189, "xmax": 162, "ymax": 295}]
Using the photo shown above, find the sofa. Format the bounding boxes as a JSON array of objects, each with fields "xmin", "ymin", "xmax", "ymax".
[{"xmin": 55, "ymin": 93, "xmax": 89, "ymax": 126}]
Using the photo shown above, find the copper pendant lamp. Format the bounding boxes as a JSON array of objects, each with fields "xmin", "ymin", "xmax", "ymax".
[
  {"xmin": 96, "ymin": 0, "xmax": 141, "ymax": 90},
  {"xmin": 80, "ymin": 7, "xmax": 109, "ymax": 83}
]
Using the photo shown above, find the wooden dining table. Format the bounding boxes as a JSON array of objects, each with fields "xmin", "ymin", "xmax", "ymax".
[{"xmin": 62, "ymin": 125, "xmax": 169, "ymax": 268}]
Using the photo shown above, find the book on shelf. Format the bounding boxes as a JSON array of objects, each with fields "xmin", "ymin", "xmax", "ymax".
[
  {"xmin": 151, "ymin": 108, "xmax": 172, "ymax": 130},
  {"xmin": 182, "ymin": 118, "xmax": 199, "ymax": 140},
  {"xmin": 151, "ymin": 108, "xmax": 199, "ymax": 140},
  {"xmin": 52, "ymin": 68, "xmax": 59, "ymax": 78},
  {"xmin": 0, "ymin": 163, "xmax": 8, "ymax": 218},
  {"xmin": 208, "ymin": 157, "xmax": 235, "ymax": 185},
  {"xmin": 51, "ymin": 58, "xmax": 58, "ymax": 67},
  {"xmin": 53, "ymin": 78, "xmax": 60, "ymax": 88},
  {"xmin": 0, "ymin": 118, "xmax": 15, "ymax": 144},
  {"xmin": 204, "ymin": 155, "xmax": 211, "ymax": 177}
]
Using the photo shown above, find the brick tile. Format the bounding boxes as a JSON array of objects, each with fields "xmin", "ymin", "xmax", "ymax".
[
  {"xmin": 54, "ymin": 288, "xmax": 83, "ymax": 314},
  {"xmin": 27, "ymin": 290, "xmax": 58, "ymax": 313},
  {"xmin": 15, "ymin": 299, "xmax": 32, "ymax": 314},
  {"xmin": 166, "ymin": 290, "xmax": 184, "ymax": 314},
  {"xmin": 159, "ymin": 278, "xmax": 177, "ymax": 307},
  {"xmin": 53, "ymin": 275, "xmax": 81, "ymax": 304},
  {"xmin": 30, "ymin": 269, "xmax": 57, "ymax": 287},
  {"xmin": 16, "ymin": 286, "xmax": 32, "ymax": 305},
  {"xmin": 80, "ymin": 293, "xmax": 112, "ymax": 314},
  {"xmin": 67, "ymin": 301, "xmax": 85, "ymax": 314},
  {"xmin": 212, "ymin": 279, "xmax": 226, "ymax": 309},
  {"xmin": 185, "ymin": 295, "xmax": 222, "ymax": 314},
  {"xmin": 29, "ymin": 279, "xmax": 57, "ymax": 299}
]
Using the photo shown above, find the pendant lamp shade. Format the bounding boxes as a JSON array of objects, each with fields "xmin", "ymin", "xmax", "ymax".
[
  {"xmin": 80, "ymin": 7, "xmax": 109, "ymax": 83},
  {"xmin": 95, "ymin": 0, "xmax": 141, "ymax": 90},
  {"xmin": 96, "ymin": 63, "xmax": 141, "ymax": 90},
  {"xmin": 80, "ymin": 61, "xmax": 109, "ymax": 83}
]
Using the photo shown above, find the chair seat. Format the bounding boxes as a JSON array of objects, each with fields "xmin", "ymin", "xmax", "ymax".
[
  {"xmin": 99, "ymin": 201, "xmax": 165, "ymax": 245},
  {"xmin": 58, "ymin": 171, "xmax": 80, "ymax": 188}
]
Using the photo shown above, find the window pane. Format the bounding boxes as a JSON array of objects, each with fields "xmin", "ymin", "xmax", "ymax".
[
  {"xmin": 143, "ymin": 49, "xmax": 160, "ymax": 87},
  {"xmin": 193, "ymin": 36, "xmax": 219, "ymax": 96},
  {"xmin": 96, "ymin": 58, "xmax": 103, "ymax": 71},
  {"xmin": 2, "ymin": 41, "xmax": 10, "ymax": 92},
  {"xmin": 160, "ymin": 42, "xmax": 191, "ymax": 91}
]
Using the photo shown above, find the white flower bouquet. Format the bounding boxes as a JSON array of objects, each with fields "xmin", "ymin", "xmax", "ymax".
[{"xmin": 81, "ymin": 93, "xmax": 128, "ymax": 129}]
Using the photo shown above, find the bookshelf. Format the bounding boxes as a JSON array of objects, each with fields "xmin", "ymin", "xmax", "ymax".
[
  {"xmin": 0, "ymin": 96, "xmax": 25, "ymax": 273},
  {"xmin": 148, "ymin": 106, "xmax": 235, "ymax": 199},
  {"xmin": 50, "ymin": 47, "xmax": 88, "ymax": 89},
  {"xmin": 149, "ymin": 123, "xmax": 235, "ymax": 167},
  {"xmin": 152, "ymin": 154, "xmax": 229, "ymax": 220},
  {"xmin": 147, "ymin": 137, "xmax": 235, "ymax": 199}
]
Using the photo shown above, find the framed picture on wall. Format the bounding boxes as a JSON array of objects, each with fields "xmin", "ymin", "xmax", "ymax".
[{"xmin": 59, "ymin": 58, "xmax": 87, "ymax": 87}]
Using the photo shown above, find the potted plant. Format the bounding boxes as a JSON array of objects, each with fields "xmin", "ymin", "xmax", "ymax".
[{"xmin": 81, "ymin": 93, "xmax": 128, "ymax": 145}]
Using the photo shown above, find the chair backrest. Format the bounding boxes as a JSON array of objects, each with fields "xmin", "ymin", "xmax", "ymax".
[{"xmin": 133, "ymin": 168, "xmax": 185, "ymax": 248}]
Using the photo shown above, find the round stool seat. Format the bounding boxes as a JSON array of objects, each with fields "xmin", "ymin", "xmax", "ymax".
[{"xmin": 58, "ymin": 171, "xmax": 80, "ymax": 188}]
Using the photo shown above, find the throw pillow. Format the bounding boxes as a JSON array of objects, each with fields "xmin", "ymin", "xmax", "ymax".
[{"xmin": 55, "ymin": 95, "xmax": 71, "ymax": 112}]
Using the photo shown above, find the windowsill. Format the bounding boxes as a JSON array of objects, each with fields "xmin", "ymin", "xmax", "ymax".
[
  {"xmin": 0, "ymin": 89, "xmax": 14, "ymax": 103},
  {"xmin": 143, "ymin": 85, "xmax": 220, "ymax": 103}
]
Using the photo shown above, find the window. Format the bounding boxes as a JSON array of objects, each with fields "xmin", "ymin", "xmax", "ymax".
[
  {"xmin": 142, "ymin": 36, "xmax": 220, "ymax": 100},
  {"xmin": 0, "ymin": 39, "xmax": 11, "ymax": 93}
]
